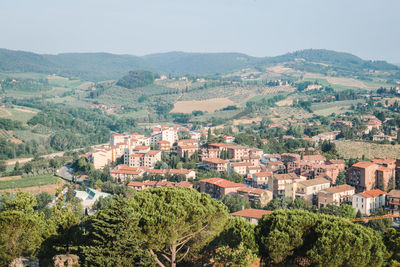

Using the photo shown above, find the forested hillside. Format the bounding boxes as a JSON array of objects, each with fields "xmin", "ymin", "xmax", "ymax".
[{"xmin": 0, "ymin": 48, "xmax": 397, "ymax": 81}]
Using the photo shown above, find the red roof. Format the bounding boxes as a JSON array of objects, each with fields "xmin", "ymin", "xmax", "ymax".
[
  {"xmin": 146, "ymin": 150, "xmax": 161, "ymax": 155},
  {"xmin": 203, "ymin": 158, "xmax": 228, "ymax": 164},
  {"xmin": 352, "ymin": 161, "xmax": 376, "ymax": 168},
  {"xmin": 209, "ymin": 143, "xmax": 230, "ymax": 148},
  {"xmin": 200, "ymin": 178, "xmax": 244, "ymax": 188},
  {"xmin": 359, "ymin": 189, "xmax": 386, "ymax": 198},
  {"xmin": 231, "ymin": 209, "xmax": 272, "ymax": 219},
  {"xmin": 157, "ymin": 140, "xmax": 171, "ymax": 144}
]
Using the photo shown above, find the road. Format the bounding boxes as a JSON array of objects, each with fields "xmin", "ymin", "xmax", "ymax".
[{"xmin": 5, "ymin": 143, "xmax": 108, "ymax": 166}]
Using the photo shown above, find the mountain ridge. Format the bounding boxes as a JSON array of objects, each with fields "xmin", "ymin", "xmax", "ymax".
[{"xmin": 0, "ymin": 48, "xmax": 397, "ymax": 81}]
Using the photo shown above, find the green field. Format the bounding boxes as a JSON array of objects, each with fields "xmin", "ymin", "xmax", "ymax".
[
  {"xmin": 0, "ymin": 175, "xmax": 59, "ymax": 190},
  {"xmin": 311, "ymin": 99, "xmax": 364, "ymax": 116},
  {"xmin": 0, "ymin": 106, "xmax": 39, "ymax": 122}
]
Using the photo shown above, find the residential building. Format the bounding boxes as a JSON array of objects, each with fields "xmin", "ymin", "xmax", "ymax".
[
  {"xmin": 199, "ymin": 178, "xmax": 245, "ymax": 199},
  {"xmin": 231, "ymin": 209, "xmax": 272, "ymax": 224},
  {"xmin": 177, "ymin": 145, "xmax": 198, "ymax": 158},
  {"xmin": 286, "ymin": 177, "xmax": 330, "ymax": 205},
  {"xmin": 157, "ymin": 140, "xmax": 171, "ymax": 152},
  {"xmin": 317, "ymin": 184, "xmax": 355, "ymax": 208},
  {"xmin": 250, "ymin": 171, "xmax": 274, "ymax": 188},
  {"xmin": 352, "ymin": 189, "xmax": 386, "ymax": 216},
  {"xmin": 202, "ymin": 158, "xmax": 229, "ymax": 172},
  {"xmin": 110, "ymin": 165, "xmax": 144, "ymax": 182},
  {"xmin": 387, "ymin": 189, "xmax": 400, "ymax": 215},
  {"xmin": 270, "ymin": 173, "xmax": 302, "ymax": 197},
  {"xmin": 347, "ymin": 161, "xmax": 379, "ymax": 192},
  {"xmin": 236, "ymin": 187, "xmax": 273, "ymax": 207},
  {"xmin": 128, "ymin": 180, "xmax": 193, "ymax": 191},
  {"xmin": 229, "ymin": 162, "xmax": 252, "ymax": 175}
]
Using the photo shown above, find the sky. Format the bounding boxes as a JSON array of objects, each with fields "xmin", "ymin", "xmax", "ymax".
[{"xmin": 1, "ymin": 0, "xmax": 399, "ymax": 63}]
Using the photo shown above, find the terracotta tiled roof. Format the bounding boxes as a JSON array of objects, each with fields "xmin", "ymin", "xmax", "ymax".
[
  {"xmin": 352, "ymin": 161, "xmax": 376, "ymax": 168},
  {"xmin": 203, "ymin": 158, "xmax": 228, "ymax": 164},
  {"xmin": 325, "ymin": 184, "xmax": 354, "ymax": 194},
  {"xmin": 273, "ymin": 173, "xmax": 299, "ymax": 180},
  {"xmin": 178, "ymin": 145, "xmax": 198, "ymax": 149},
  {"xmin": 377, "ymin": 166, "xmax": 390, "ymax": 172},
  {"xmin": 372, "ymin": 158, "xmax": 396, "ymax": 165},
  {"xmin": 231, "ymin": 209, "xmax": 272, "ymax": 219},
  {"xmin": 111, "ymin": 169, "xmax": 142, "ymax": 175},
  {"xmin": 387, "ymin": 190, "xmax": 400, "ymax": 198},
  {"xmin": 146, "ymin": 150, "xmax": 161, "ymax": 155},
  {"xmin": 200, "ymin": 178, "xmax": 244, "ymax": 188},
  {"xmin": 303, "ymin": 155, "xmax": 326, "ymax": 161},
  {"xmin": 237, "ymin": 187, "xmax": 267, "ymax": 195},
  {"xmin": 209, "ymin": 143, "xmax": 230, "ymax": 148},
  {"xmin": 359, "ymin": 189, "xmax": 386, "ymax": 198},
  {"xmin": 299, "ymin": 177, "xmax": 330, "ymax": 187},
  {"xmin": 157, "ymin": 140, "xmax": 171, "ymax": 144},
  {"xmin": 231, "ymin": 162, "xmax": 253, "ymax": 167}
]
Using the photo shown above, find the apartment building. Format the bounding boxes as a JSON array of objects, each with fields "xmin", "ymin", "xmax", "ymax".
[
  {"xmin": 347, "ymin": 160, "xmax": 395, "ymax": 192},
  {"xmin": 157, "ymin": 140, "xmax": 171, "ymax": 152},
  {"xmin": 387, "ymin": 189, "xmax": 400, "ymax": 215},
  {"xmin": 229, "ymin": 162, "xmax": 253, "ymax": 175},
  {"xmin": 199, "ymin": 178, "xmax": 245, "ymax": 199},
  {"xmin": 286, "ymin": 177, "xmax": 330, "ymax": 205},
  {"xmin": 202, "ymin": 158, "xmax": 229, "ymax": 172},
  {"xmin": 352, "ymin": 189, "xmax": 386, "ymax": 216},
  {"xmin": 346, "ymin": 161, "xmax": 379, "ymax": 192},
  {"xmin": 317, "ymin": 184, "xmax": 355, "ymax": 208},
  {"xmin": 110, "ymin": 165, "xmax": 144, "ymax": 182},
  {"xmin": 270, "ymin": 173, "xmax": 302, "ymax": 197},
  {"xmin": 250, "ymin": 171, "xmax": 274, "ymax": 188},
  {"xmin": 124, "ymin": 150, "xmax": 162, "ymax": 168},
  {"xmin": 236, "ymin": 187, "xmax": 273, "ymax": 207},
  {"xmin": 231, "ymin": 209, "xmax": 272, "ymax": 224}
]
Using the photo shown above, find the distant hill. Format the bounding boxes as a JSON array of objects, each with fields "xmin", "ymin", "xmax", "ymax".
[
  {"xmin": 0, "ymin": 48, "xmax": 397, "ymax": 81},
  {"xmin": 116, "ymin": 70, "xmax": 159, "ymax": 89}
]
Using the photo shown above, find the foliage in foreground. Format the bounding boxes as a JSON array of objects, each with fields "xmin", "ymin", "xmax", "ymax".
[
  {"xmin": 255, "ymin": 209, "xmax": 387, "ymax": 267},
  {"xmin": 81, "ymin": 187, "xmax": 229, "ymax": 266}
]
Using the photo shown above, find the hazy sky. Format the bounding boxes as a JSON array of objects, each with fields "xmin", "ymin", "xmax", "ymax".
[{"xmin": 1, "ymin": 0, "xmax": 399, "ymax": 63}]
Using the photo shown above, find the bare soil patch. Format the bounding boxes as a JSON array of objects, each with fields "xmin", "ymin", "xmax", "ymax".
[{"xmin": 171, "ymin": 98, "xmax": 236, "ymax": 113}]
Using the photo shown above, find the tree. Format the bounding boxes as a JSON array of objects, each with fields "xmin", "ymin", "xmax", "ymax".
[
  {"xmin": 264, "ymin": 197, "xmax": 292, "ymax": 211},
  {"xmin": 226, "ymin": 171, "xmax": 244, "ymax": 183},
  {"xmin": 384, "ymin": 228, "xmax": 400, "ymax": 265},
  {"xmin": 336, "ymin": 171, "xmax": 346, "ymax": 185},
  {"xmin": 93, "ymin": 195, "xmax": 114, "ymax": 211},
  {"xmin": 35, "ymin": 192, "xmax": 53, "ymax": 211},
  {"xmin": 130, "ymin": 187, "xmax": 228, "ymax": 267},
  {"xmin": 319, "ymin": 204, "xmax": 356, "ymax": 219},
  {"xmin": 0, "ymin": 160, "xmax": 6, "ymax": 173},
  {"xmin": 255, "ymin": 210, "xmax": 386, "ymax": 266},
  {"xmin": 0, "ymin": 210, "xmax": 43, "ymax": 266},
  {"xmin": 220, "ymin": 194, "xmax": 250, "ymax": 213},
  {"xmin": 205, "ymin": 217, "xmax": 257, "ymax": 266},
  {"xmin": 81, "ymin": 197, "xmax": 154, "ymax": 266}
]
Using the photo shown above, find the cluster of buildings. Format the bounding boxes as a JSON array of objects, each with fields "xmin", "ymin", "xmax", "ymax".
[{"xmin": 78, "ymin": 121, "xmax": 400, "ymax": 219}]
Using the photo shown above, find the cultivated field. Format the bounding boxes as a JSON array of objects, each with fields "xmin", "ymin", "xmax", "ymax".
[
  {"xmin": 171, "ymin": 98, "xmax": 236, "ymax": 113},
  {"xmin": 311, "ymin": 99, "xmax": 363, "ymax": 116},
  {"xmin": 0, "ymin": 105, "xmax": 38, "ymax": 122},
  {"xmin": 325, "ymin": 77, "xmax": 367, "ymax": 88},
  {"xmin": 0, "ymin": 175, "xmax": 62, "ymax": 194},
  {"xmin": 335, "ymin": 140, "xmax": 400, "ymax": 159}
]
